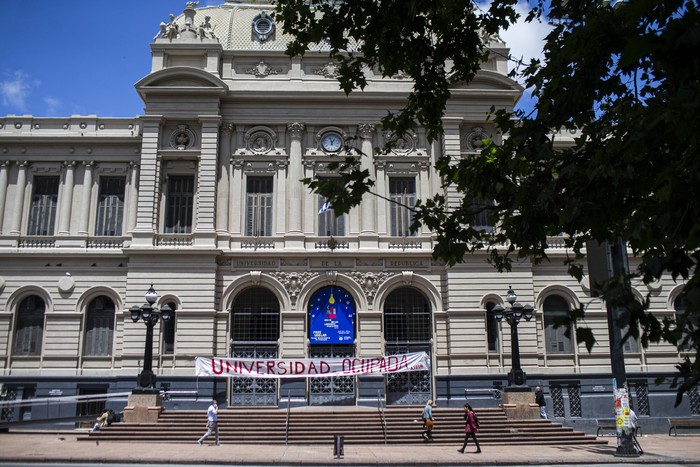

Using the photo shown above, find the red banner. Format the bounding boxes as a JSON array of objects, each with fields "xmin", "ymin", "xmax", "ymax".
[{"xmin": 195, "ymin": 352, "xmax": 430, "ymax": 378}]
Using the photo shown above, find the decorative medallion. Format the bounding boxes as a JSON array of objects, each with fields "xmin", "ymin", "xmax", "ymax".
[
  {"xmin": 170, "ymin": 124, "xmax": 196, "ymax": 150},
  {"xmin": 248, "ymin": 131, "xmax": 273, "ymax": 154},
  {"xmin": 387, "ymin": 132, "xmax": 415, "ymax": 155},
  {"xmin": 464, "ymin": 126, "xmax": 489, "ymax": 152},
  {"xmin": 347, "ymin": 271, "xmax": 392, "ymax": 305}
]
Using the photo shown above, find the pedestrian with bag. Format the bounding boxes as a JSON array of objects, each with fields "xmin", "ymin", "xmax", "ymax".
[
  {"xmin": 458, "ymin": 403, "xmax": 482, "ymax": 454},
  {"xmin": 535, "ymin": 386, "xmax": 547, "ymax": 419},
  {"xmin": 197, "ymin": 399, "xmax": 220, "ymax": 446},
  {"xmin": 422, "ymin": 399, "xmax": 435, "ymax": 441}
]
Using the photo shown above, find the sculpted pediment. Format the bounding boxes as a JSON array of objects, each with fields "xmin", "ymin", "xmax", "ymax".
[{"xmin": 135, "ymin": 67, "xmax": 227, "ymax": 90}]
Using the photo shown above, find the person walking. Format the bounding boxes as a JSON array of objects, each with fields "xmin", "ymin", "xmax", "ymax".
[
  {"xmin": 197, "ymin": 400, "xmax": 220, "ymax": 446},
  {"xmin": 630, "ymin": 405, "xmax": 643, "ymax": 454},
  {"xmin": 458, "ymin": 403, "xmax": 481, "ymax": 454},
  {"xmin": 422, "ymin": 400, "xmax": 435, "ymax": 441},
  {"xmin": 535, "ymin": 386, "xmax": 547, "ymax": 419}
]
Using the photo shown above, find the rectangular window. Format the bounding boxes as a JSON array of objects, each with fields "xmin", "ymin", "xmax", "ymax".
[
  {"xmin": 389, "ymin": 178, "xmax": 416, "ymax": 237},
  {"xmin": 164, "ymin": 175, "xmax": 195, "ymax": 234},
  {"xmin": 470, "ymin": 197, "xmax": 494, "ymax": 232},
  {"xmin": 27, "ymin": 176, "xmax": 60, "ymax": 236},
  {"xmin": 246, "ymin": 177, "xmax": 273, "ymax": 236},
  {"xmin": 318, "ymin": 193, "xmax": 345, "ymax": 236},
  {"xmin": 95, "ymin": 177, "xmax": 125, "ymax": 236}
]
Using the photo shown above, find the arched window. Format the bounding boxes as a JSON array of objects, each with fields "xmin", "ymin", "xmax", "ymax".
[
  {"xmin": 485, "ymin": 301, "xmax": 499, "ymax": 353},
  {"xmin": 162, "ymin": 301, "xmax": 177, "ymax": 355},
  {"xmin": 384, "ymin": 287, "xmax": 431, "ymax": 343},
  {"xmin": 83, "ymin": 296, "xmax": 115, "ymax": 356},
  {"xmin": 674, "ymin": 293, "xmax": 692, "ymax": 351},
  {"xmin": 14, "ymin": 295, "xmax": 45, "ymax": 356},
  {"xmin": 231, "ymin": 287, "xmax": 280, "ymax": 343},
  {"xmin": 543, "ymin": 295, "xmax": 573, "ymax": 354}
]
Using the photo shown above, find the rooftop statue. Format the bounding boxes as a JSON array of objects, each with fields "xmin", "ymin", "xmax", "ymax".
[
  {"xmin": 154, "ymin": 13, "xmax": 180, "ymax": 40},
  {"xmin": 198, "ymin": 16, "xmax": 217, "ymax": 40}
]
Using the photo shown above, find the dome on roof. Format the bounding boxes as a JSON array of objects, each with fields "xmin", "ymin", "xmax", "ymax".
[{"xmin": 166, "ymin": 1, "xmax": 328, "ymax": 52}]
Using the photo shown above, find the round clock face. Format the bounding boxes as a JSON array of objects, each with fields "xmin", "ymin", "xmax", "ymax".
[{"xmin": 321, "ymin": 133, "xmax": 342, "ymax": 152}]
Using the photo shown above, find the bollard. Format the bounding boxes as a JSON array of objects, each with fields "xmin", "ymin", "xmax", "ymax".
[{"xmin": 333, "ymin": 434, "xmax": 344, "ymax": 458}]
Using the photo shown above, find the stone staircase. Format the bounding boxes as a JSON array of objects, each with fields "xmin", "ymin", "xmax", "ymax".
[{"xmin": 80, "ymin": 406, "xmax": 605, "ymax": 445}]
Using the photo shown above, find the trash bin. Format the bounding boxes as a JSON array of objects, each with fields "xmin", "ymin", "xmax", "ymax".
[{"xmin": 333, "ymin": 434, "xmax": 344, "ymax": 458}]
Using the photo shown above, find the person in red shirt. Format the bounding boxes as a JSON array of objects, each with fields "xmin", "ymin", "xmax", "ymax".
[{"xmin": 457, "ymin": 403, "xmax": 481, "ymax": 454}]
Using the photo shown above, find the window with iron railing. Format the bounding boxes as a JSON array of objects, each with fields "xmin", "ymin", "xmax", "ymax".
[
  {"xmin": 164, "ymin": 175, "xmax": 194, "ymax": 234},
  {"xmin": 317, "ymin": 193, "xmax": 345, "ymax": 236},
  {"xmin": 27, "ymin": 176, "xmax": 60, "ymax": 236},
  {"xmin": 389, "ymin": 178, "xmax": 416, "ymax": 237},
  {"xmin": 95, "ymin": 177, "xmax": 125, "ymax": 236},
  {"xmin": 245, "ymin": 177, "xmax": 273, "ymax": 236}
]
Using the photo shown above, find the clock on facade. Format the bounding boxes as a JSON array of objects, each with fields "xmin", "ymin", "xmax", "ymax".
[{"xmin": 321, "ymin": 132, "xmax": 343, "ymax": 153}]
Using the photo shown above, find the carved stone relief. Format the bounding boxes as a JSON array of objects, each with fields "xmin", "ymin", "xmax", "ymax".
[
  {"xmin": 270, "ymin": 271, "xmax": 318, "ymax": 305},
  {"xmin": 347, "ymin": 271, "xmax": 392, "ymax": 305}
]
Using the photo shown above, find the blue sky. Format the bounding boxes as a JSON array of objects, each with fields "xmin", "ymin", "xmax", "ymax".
[{"xmin": 2, "ymin": 1, "xmax": 547, "ymax": 119}]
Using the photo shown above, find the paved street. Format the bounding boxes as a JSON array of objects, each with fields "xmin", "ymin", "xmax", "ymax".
[{"xmin": 1, "ymin": 432, "xmax": 700, "ymax": 465}]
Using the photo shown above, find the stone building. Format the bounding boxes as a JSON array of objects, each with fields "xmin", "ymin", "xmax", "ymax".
[{"xmin": 0, "ymin": 1, "xmax": 696, "ymax": 430}]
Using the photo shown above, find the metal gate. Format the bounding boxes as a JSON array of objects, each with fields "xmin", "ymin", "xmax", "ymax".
[
  {"xmin": 385, "ymin": 343, "xmax": 432, "ymax": 405},
  {"xmin": 308, "ymin": 344, "xmax": 355, "ymax": 405},
  {"xmin": 230, "ymin": 344, "xmax": 278, "ymax": 406}
]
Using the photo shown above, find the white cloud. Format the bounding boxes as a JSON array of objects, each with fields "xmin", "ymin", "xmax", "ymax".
[
  {"xmin": 1, "ymin": 70, "xmax": 35, "ymax": 112},
  {"xmin": 43, "ymin": 96, "xmax": 61, "ymax": 115},
  {"xmin": 499, "ymin": 1, "xmax": 553, "ymax": 83}
]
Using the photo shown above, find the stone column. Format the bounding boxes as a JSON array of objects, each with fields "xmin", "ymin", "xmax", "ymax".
[
  {"xmin": 358, "ymin": 124, "xmax": 376, "ymax": 233},
  {"xmin": 375, "ymin": 161, "xmax": 387, "ymax": 235},
  {"xmin": 286, "ymin": 122, "xmax": 305, "ymax": 235},
  {"xmin": 229, "ymin": 159, "xmax": 244, "ymax": 236},
  {"xmin": 132, "ymin": 116, "xmax": 162, "ymax": 247},
  {"xmin": 78, "ymin": 161, "xmax": 94, "ymax": 235},
  {"xmin": 0, "ymin": 161, "xmax": 9, "ymax": 233},
  {"xmin": 10, "ymin": 161, "xmax": 29, "ymax": 235},
  {"xmin": 126, "ymin": 162, "xmax": 139, "ymax": 234},
  {"xmin": 58, "ymin": 161, "xmax": 76, "ymax": 235},
  {"xmin": 194, "ymin": 116, "xmax": 221, "ymax": 247},
  {"xmin": 216, "ymin": 122, "xmax": 234, "ymax": 234}
]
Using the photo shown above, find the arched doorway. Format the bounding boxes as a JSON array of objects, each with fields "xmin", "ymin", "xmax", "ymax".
[
  {"xmin": 230, "ymin": 286, "xmax": 280, "ymax": 406},
  {"xmin": 307, "ymin": 286, "xmax": 356, "ymax": 405},
  {"xmin": 384, "ymin": 287, "xmax": 432, "ymax": 405}
]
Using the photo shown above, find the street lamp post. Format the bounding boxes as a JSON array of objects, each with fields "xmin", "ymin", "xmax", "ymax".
[
  {"xmin": 130, "ymin": 285, "xmax": 172, "ymax": 393},
  {"xmin": 493, "ymin": 286, "xmax": 534, "ymax": 388}
]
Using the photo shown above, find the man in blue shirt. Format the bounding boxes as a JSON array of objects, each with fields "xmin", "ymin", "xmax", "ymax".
[
  {"xmin": 197, "ymin": 400, "xmax": 220, "ymax": 446},
  {"xmin": 422, "ymin": 400, "xmax": 435, "ymax": 441}
]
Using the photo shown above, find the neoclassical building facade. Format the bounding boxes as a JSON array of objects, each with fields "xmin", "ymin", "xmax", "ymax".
[{"xmin": 0, "ymin": 1, "xmax": 696, "ymax": 429}]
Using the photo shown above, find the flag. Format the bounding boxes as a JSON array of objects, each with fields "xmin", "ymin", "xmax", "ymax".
[{"xmin": 319, "ymin": 200, "xmax": 332, "ymax": 214}]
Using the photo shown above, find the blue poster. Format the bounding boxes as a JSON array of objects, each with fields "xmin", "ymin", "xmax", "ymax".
[{"xmin": 309, "ymin": 287, "xmax": 355, "ymax": 344}]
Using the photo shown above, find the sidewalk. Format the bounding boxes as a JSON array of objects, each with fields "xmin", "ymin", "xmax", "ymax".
[{"xmin": 1, "ymin": 432, "xmax": 700, "ymax": 465}]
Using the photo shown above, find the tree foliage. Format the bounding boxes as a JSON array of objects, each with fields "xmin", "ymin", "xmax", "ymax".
[{"xmin": 274, "ymin": 0, "xmax": 700, "ymax": 401}]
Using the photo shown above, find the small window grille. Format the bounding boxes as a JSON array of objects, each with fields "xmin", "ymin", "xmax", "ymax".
[
  {"xmin": 689, "ymin": 386, "xmax": 700, "ymax": 415},
  {"xmin": 633, "ymin": 382, "xmax": 650, "ymax": 416},
  {"xmin": 568, "ymin": 384, "xmax": 582, "ymax": 417},
  {"xmin": 551, "ymin": 385, "xmax": 565, "ymax": 418}
]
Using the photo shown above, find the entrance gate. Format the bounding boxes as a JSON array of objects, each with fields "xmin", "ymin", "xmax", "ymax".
[
  {"xmin": 308, "ymin": 344, "xmax": 355, "ymax": 405},
  {"xmin": 230, "ymin": 344, "xmax": 278, "ymax": 406},
  {"xmin": 385, "ymin": 343, "xmax": 432, "ymax": 405}
]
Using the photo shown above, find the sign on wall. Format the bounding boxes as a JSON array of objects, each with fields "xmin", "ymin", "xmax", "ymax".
[{"xmin": 308, "ymin": 286, "xmax": 355, "ymax": 344}]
